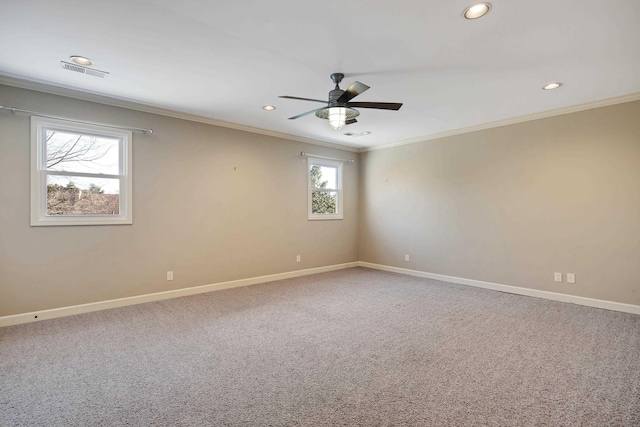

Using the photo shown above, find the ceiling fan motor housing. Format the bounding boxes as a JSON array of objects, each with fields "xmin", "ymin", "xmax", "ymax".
[
  {"xmin": 315, "ymin": 88, "xmax": 360, "ymax": 120},
  {"xmin": 329, "ymin": 89, "xmax": 346, "ymax": 106}
]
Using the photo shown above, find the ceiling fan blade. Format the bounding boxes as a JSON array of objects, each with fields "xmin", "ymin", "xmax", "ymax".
[
  {"xmin": 336, "ymin": 81, "xmax": 370, "ymax": 103},
  {"xmin": 279, "ymin": 96, "xmax": 327, "ymax": 104},
  {"xmin": 345, "ymin": 118, "xmax": 357, "ymax": 125},
  {"xmin": 348, "ymin": 102, "xmax": 403, "ymax": 110},
  {"xmin": 288, "ymin": 108, "xmax": 324, "ymax": 120}
]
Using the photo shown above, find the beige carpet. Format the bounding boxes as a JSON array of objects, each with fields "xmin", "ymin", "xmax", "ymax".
[{"xmin": 1, "ymin": 267, "xmax": 639, "ymax": 426}]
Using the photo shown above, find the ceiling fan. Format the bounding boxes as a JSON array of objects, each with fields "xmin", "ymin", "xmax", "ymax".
[{"xmin": 279, "ymin": 73, "xmax": 403, "ymax": 131}]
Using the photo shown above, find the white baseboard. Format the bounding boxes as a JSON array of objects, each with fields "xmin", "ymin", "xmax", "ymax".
[
  {"xmin": 358, "ymin": 262, "xmax": 640, "ymax": 315},
  {"xmin": 0, "ymin": 262, "xmax": 359, "ymax": 327},
  {"xmin": 3, "ymin": 261, "xmax": 637, "ymax": 327}
]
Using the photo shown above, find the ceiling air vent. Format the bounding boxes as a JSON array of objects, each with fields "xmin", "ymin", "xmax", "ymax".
[{"xmin": 60, "ymin": 61, "xmax": 109, "ymax": 78}]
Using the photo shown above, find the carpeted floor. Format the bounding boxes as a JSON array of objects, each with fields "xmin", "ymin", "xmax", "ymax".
[{"xmin": 1, "ymin": 267, "xmax": 639, "ymax": 426}]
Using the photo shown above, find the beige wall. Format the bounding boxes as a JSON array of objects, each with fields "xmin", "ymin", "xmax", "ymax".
[
  {"xmin": 2, "ymin": 83, "xmax": 639, "ymax": 318},
  {"xmin": 0, "ymin": 85, "xmax": 359, "ymax": 316},
  {"xmin": 359, "ymin": 101, "xmax": 640, "ymax": 305}
]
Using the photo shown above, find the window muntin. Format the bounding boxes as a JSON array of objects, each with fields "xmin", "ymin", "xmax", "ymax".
[
  {"xmin": 308, "ymin": 158, "xmax": 343, "ymax": 220},
  {"xmin": 31, "ymin": 117, "xmax": 133, "ymax": 226}
]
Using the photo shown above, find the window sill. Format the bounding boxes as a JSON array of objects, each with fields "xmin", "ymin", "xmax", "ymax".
[{"xmin": 31, "ymin": 215, "xmax": 132, "ymax": 226}]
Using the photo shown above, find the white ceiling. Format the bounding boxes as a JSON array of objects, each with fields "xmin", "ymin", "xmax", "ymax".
[{"xmin": 1, "ymin": 0, "xmax": 639, "ymax": 149}]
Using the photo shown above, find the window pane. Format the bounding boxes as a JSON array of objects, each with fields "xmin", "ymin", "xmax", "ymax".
[
  {"xmin": 45, "ymin": 130, "xmax": 120, "ymax": 175},
  {"xmin": 312, "ymin": 190, "xmax": 337, "ymax": 214},
  {"xmin": 46, "ymin": 175, "xmax": 120, "ymax": 216},
  {"xmin": 310, "ymin": 165, "xmax": 337, "ymax": 189}
]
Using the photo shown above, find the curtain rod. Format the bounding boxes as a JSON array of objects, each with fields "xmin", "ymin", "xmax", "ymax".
[
  {"xmin": 301, "ymin": 152, "xmax": 355, "ymax": 163},
  {"xmin": 0, "ymin": 105, "xmax": 153, "ymax": 134}
]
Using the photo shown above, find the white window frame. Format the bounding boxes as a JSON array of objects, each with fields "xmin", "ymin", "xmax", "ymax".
[
  {"xmin": 308, "ymin": 158, "xmax": 343, "ymax": 220},
  {"xmin": 30, "ymin": 116, "xmax": 133, "ymax": 226}
]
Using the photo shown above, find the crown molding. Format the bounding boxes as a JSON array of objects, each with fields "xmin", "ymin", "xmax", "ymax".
[
  {"xmin": 0, "ymin": 75, "xmax": 361, "ymax": 153},
  {"xmin": 364, "ymin": 92, "xmax": 640, "ymax": 152},
  {"xmin": 4, "ymin": 74, "xmax": 638, "ymax": 155}
]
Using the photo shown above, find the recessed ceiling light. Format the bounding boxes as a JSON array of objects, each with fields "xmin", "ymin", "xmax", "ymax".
[
  {"xmin": 542, "ymin": 82, "xmax": 563, "ymax": 90},
  {"xmin": 463, "ymin": 3, "xmax": 492, "ymax": 19},
  {"xmin": 70, "ymin": 56, "xmax": 93, "ymax": 66},
  {"xmin": 262, "ymin": 105, "xmax": 276, "ymax": 111},
  {"xmin": 344, "ymin": 131, "xmax": 372, "ymax": 137}
]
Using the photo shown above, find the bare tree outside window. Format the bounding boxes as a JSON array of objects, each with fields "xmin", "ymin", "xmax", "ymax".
[
  {"xmin": 46, "ymin": 131, "xmax": 115, "ymax": 170},
  {"xmin": 45, "ymin": 130, "xmax": 121, "ymax": 216},
  {"xmin": 31, "ymin": 116, "xmax": 132, "ymax": 226}
]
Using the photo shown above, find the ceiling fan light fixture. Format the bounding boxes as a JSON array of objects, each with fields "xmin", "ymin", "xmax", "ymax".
[
  {"xmin": 315, "ymin": 107, "xmax": 359, "ymax": 130},
  {"xmin": 463, "ymin": 3, "xmax": 491, "ymax": 19},
  {"xmin": 329, "ymin": 107, "xmax": 347, "ymax": 130},
  {"xmin": 262, "ymin": 105, "xmax": 276, "ymax": 111}
]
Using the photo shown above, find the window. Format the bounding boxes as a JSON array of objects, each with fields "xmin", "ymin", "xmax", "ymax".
[
  {"xmin": 30, "ymin": 116, "xmax": 133, "ymax": 226},
  {"xmin": 308, "ymin": 158, "xmax": 343, "ymax": 220}
]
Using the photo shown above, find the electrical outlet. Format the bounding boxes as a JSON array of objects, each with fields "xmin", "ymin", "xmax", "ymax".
[
  {"xmin": 567, "ymin": 273, "xmax": 576, "ymax": 284},
  {"xmin": 296, "ymin": 255, "xmax": 301, "ymax": 263},
  {"xmin": 405, "ymin": 254, "xmax": 410, "ymax": 262},
  {"xmin": 554, "ymin": 272, "xmax": 562, "ymax": 282},
  {"xmin": 167, "ymin": 271, "xmax": 174, "ymax": 281}
]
